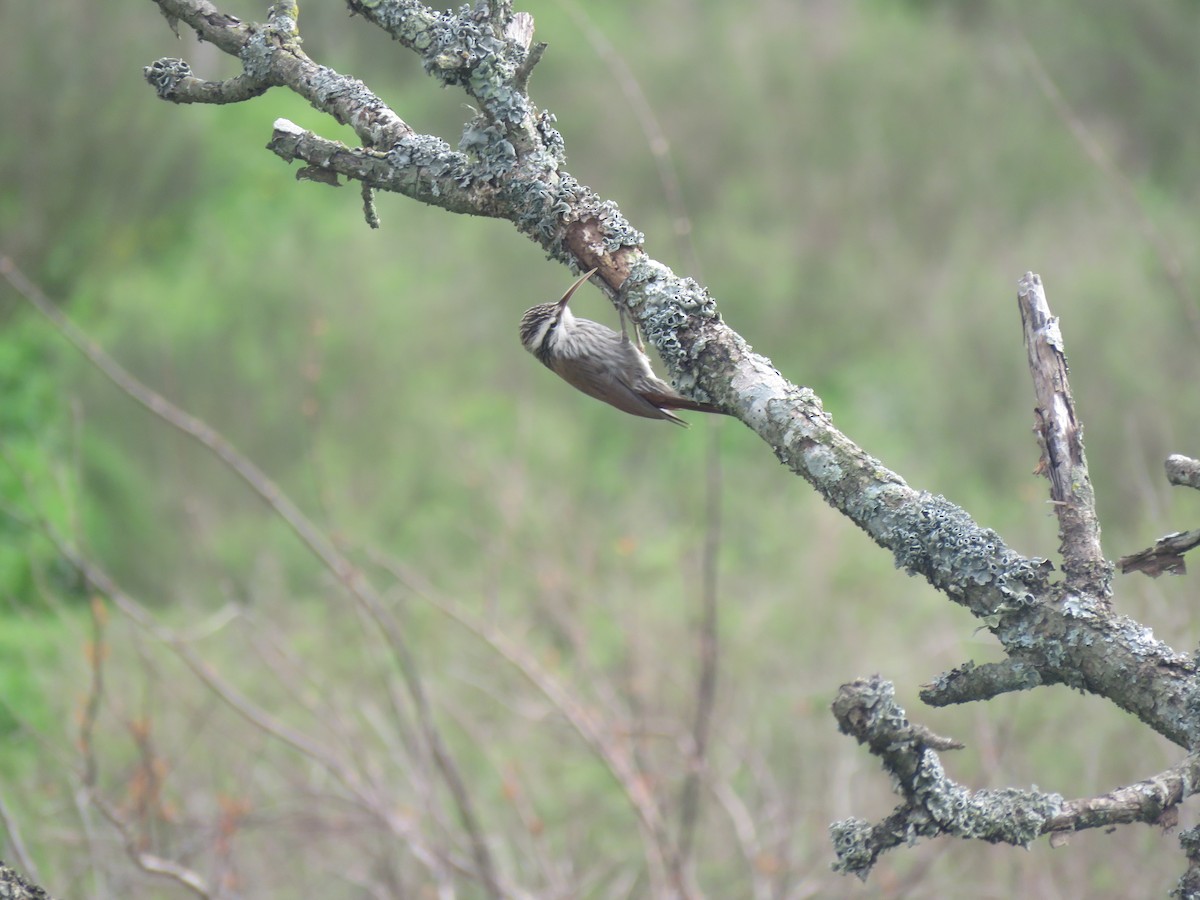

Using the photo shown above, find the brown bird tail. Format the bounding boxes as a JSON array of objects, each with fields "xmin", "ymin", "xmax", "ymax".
[{"xmin": 644, "ymin": 392, "xmax": 730, "ymax": 418}]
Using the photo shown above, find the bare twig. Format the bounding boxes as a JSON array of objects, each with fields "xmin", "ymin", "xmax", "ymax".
[
  {"xmin": 1118, "ymin": 529, "xmax": 1200, "ymax": 578},
  {"xmin": 25, "ymin": 484, "xmax": 477, "ymax": 889},
  {"xmin": 0, "ymin": 256, "xmax": 502, "ymax": 898},
  {"xmin": 79, "ymin": 596, "xmax": 107, "ymax": 791},
  {"xmin": 1046, "ymin": 755, "xmax": 1200, "ymax": 833},
  {"xmin": 0, "ymin": 794, "xmax": 39, "ymax": 886},
  {"xmin": 709, "ymin": 778, "xmax": 772, "ymax": 900},
  {"xmin": 147, "ymin": 0, "xmax": 414, "ymax": 147},
  {"xmin": 558, "ymin": 0, "xmax": 702, "ymax": 278},
  {"xmin": 1015, "ymin": 36, "xmax": 1200, "ymax": 343},
  {"xmin": 87, "ymin": 789, "xmax": 213, "ymax": 899},
  {"xmin": 1018, "ymin": 272, "xmax": 1112, "ymax": 599},
  {"xmin": 554, "ymin": 10, "xmax": 721, "ymax": 869},
  {"xmin": 370, "ymin": 554, "xmax": 683, "ymax": 898},
  {"xmin": 70, "ymin": 586, "xmax": 212, "ymax": 900},
  {"xmin": 677, "ymin": 424, "xmax": 721, "ymax": 869}
]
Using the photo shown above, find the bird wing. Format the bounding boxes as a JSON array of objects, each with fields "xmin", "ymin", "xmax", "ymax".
[{"xmin": 549, "ymin": 351, "xmax": 688, "ymax": 425}]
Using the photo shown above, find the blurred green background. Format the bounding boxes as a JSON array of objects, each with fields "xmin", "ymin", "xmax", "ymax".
[{"xmin": 2, "ymin": 0, "xmax": 1200, "ymax": 896}]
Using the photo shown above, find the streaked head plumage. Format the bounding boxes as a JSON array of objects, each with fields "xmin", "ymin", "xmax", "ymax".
[
  {"xmin": 518, "ymin": 302, "xmax": 560, "ymax": 360},
  {"xmin": 518, "ymin": 268, "xmax": 598, "ymax": 362}
]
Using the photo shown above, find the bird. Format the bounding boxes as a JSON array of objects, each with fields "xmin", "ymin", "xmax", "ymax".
[{"xmin": 518, "ymin": 268, "xmax": 726, "ymax": 426}]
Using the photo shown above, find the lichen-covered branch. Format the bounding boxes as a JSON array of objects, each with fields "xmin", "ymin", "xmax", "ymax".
[
  {"xmin": 146, "ymin": 0, "xmax": 415, "ymax": 147},
  {"xmin": 0, "ymin": 861, "xmax": 56, "ymax": 900},
  {"xmin": 139, "ymin": 0, "xmax": 1200, "ymax": 882},
  {"xmin": 831, "ymin": 677, "xmax": 1062, "ymax": 879},
  {"xmin": 1018, "ymin": 272, "xmax": 1112, "ymax": 599},
  {"xmin": 1176, "ymin": 827, "xmax": 1200, "ymax": 899},
  {"xmin": 144, "ymin": 58, "xmax": 270, "ymax": 104},
  {"xmin": 614, "ymin": 259, "xmax": 1200, "ymax": 747},
  {"xmin": 268, "ymin": 120, "xmax": 492, "ymax": 216},
  {"xmin": 831, "ymin": 677, "xmax": 1200, "ymax": 879},
  {"xmin": 345, "ymin": 1, "xmax": 544, "ymax": 157}
]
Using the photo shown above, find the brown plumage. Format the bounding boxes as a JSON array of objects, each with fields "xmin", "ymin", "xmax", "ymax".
[{"xmin": 518, "ymin": 269, "xmax": 725, "ymax": 426}]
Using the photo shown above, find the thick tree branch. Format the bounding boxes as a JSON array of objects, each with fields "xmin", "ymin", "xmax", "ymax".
[{"xmin": 617, "ymin": 259, "xmax": 1200, "ymax": 746}]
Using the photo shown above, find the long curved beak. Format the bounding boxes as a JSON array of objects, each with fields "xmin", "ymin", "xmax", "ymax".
[{"xmin": 557, "ymin": 268, "xmax": 598, "ymax": 309}]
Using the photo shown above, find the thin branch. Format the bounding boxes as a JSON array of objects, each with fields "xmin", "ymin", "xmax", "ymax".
[
  {"xmin": 1018, "ymin": 272, "xmax": 1112, "ymax": 599},
  {"xmin": 708, "ymin": 779, "xmax": 772, "ymax": 900},
  {"xmin": 12, "ymin": 469, "xmax": 474, "ymax": 891},
  {"xmin": 512, "ymin": 41, "xmax": 546, "ymax": 94},
  {"xmin": 0, "ymin": 257, "xmax": 502, "ymax": 899},
  {"xmin": 143, "ymin": 58, "xmax": 270, "ymax": 104},
  {"xmin": 677, "ymin": 425, "xmax": 721, "ymax": 867},
  {"xmin": 558, "ymin": 0, "xmax": 702, "ymax": 278},
  {"xmin": 1118, "ymin": 529, "xmax": 1200, "ymax": 578},
  {"xmin": 370, "ymin": 554, "xmax": 684, "ymax": 899},
  {"xmin": 0, "ymin": 795, "xmax": 39, "ymax": 887},
  {"xmin": 267, "ymin": 119, "xmax": 489, "ymax": 216},
  {"xmin": 1046, "ymin": 756, "xmax": 1200, "ymax": 832},
  {"xmin": 147, "ymin": 0, "xmax": 414, "ymax": 148},
  {"xmin": 921, "ymin": 658, "xmax": 1044, "ymax": 706},
  {"xmin": 79, "ymin": 596, "xmax": 107, "ymax": 791},
  {"xmin": 87, "ymin": 790, "xmax": 213, "ymax": 899},
  {"xmin": 1014, "ymin": 35, "xmax": 1200, "ymax": 344}
]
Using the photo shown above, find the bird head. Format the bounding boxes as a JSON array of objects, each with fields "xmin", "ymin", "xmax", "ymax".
[{"xmin": 518, "ymin": 268, "xmax": 597, "ymax": 361}]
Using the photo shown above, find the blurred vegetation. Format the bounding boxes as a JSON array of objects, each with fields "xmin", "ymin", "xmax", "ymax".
[{"xmin": 1, "ymin": 0, "xmax": 1200, "ymax": 896}]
